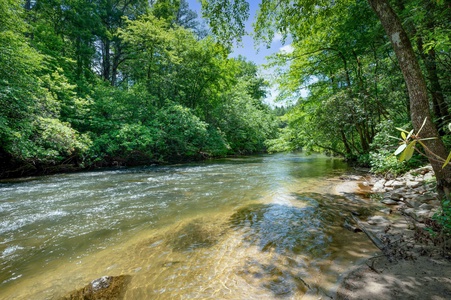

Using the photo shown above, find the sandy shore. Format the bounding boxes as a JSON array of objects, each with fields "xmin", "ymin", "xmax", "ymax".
[{"xmin": 333, "ymin": 175, "xmax": 451, "ymax": 300}]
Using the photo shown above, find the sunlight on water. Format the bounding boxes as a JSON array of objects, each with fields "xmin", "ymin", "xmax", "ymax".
[{"xmin": 0, "ymin": 154, "xmax": 378, "ymax": 299}]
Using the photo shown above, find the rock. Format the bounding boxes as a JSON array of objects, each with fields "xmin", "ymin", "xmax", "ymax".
[
  {"xmin": 429, "ymin": 200, "xmax": 441, "ymax": 207},
  {"xmin": 419, "ymin": 203, "xmax": 433, "ymax": 210},
  {"xmin": 403, "ymin": 208, "xmax": 416, "ymax": 216},
  {"xmin": 417, "ymin": 194, "xmax": 437, "ymax": 202},
  {"xmin": 392, "ymin": 180, "xmax": 405, "ymax": 188},
  {"xmin": 423, "ymin": 172, "xmax": 434, "ymax": 181},
  {"xmin": 340, "ymin": 175, "xmax": 364, "ymax": 181},
  {"xmin": 91, "ymin": 276, "xmax": 111, "ymax": 291},
  {"xmin": 380, "ymin": 208, "xmax": 392, "ymax": 215},
  {"xmin": 414, "ymin": 187, "xmax": 426, "ymax": 194},
  {"xmin": 382, "ymin": 199, "xmax": 399, "ymax": 205},
  {"xmin": 366, "ymin": 215, "xmax": 390, "ymax": 225},
  {"xmin": 405, "ymin": 198, "xmax": 422, "ymax": 208},
  {"xmin": 389, "ymin": 192, "xmax": 403, "ymax": 201},
  {"xmin": 406, "ymin": 181, "xmax": 421, "ymax": 188},
  {"xmin": 384, "ymin": 180, "xmax": 394, "ymax": 187},
  {"xmin": 404, "ymin": 174, "xmax": 416, "ymax": 181},
  {"xmin": 372, "ymin": 180, "xmax": 386, "ymax": 192},
  {"xmin": 416, "ymin": 209, "xmax": 431, "ymax": 222},
  {"xmin": 61, "ymin": 275, "xmax": 132, "ymax": 300}
]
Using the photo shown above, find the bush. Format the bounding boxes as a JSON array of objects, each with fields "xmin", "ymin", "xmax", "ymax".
[{"xmin": 369, "ymin": 120, "xmax": 426, "ymax": 176}]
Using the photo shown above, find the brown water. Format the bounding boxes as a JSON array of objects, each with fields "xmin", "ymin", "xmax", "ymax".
[{"xmin": 0, "ymin": 153, "xmax": 378, "ymax": 299}]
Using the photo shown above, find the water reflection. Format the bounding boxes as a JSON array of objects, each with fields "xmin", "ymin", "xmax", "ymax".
[
  {"xmin": 230, "ymin": 202, "xmax": 329, "ymax": 256},
  {"xmin": 0, "ymin": 154, "xmax": 377, "ymax": 299},
  {"xmin": 227, "ymin": 192, "xmax": 377, "ymax": 298}
]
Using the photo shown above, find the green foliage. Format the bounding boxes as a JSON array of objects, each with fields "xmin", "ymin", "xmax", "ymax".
[
  {"xmin": 0, "ymin": 0, "xmax": 280, "ymax": 176},
  {"xmin": 90, "ymin": 122, "xmax": 163, "ymax": 164},
  {"xmin": 369, "ymin": 120, "xmax": 426, "ymax": 176},
  {"xmin": 432, "ymin": 200, "xmax": 451, "ymax": 235},
  {"xmin": 370, "ymin": 150, "xmax": 410, "ymax": 176},
  {"xmin": 156, "ymin": 104, "xmax": 227, "ymax": 159},
  {"xmin": 200, "ymin": 0, "xmax": 249, "ymax": 47}
]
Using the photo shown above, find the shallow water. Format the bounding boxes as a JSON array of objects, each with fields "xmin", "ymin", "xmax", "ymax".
[{"xmin": 0, "ymin": 153, "xmax": 378, "ymax": 299}]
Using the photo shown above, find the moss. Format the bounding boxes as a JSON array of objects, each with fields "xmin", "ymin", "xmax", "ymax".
[{"xmin": 61, "ymin": 275, "xmax": 132, "ymax": 300}]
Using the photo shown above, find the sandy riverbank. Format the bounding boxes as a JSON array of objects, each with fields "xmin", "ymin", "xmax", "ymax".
[{"xmin": 333, "ymin": 170, "xmax": 451, "ymax": 300}]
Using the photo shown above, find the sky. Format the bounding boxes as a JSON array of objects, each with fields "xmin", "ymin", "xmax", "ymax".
[
  {"xmin": 187, "ymin": 0, "xmax": 290, "ymax": 65},
  {"xmin": 186, "ymin": 0, "xmax": 294, "ymax": 106}
]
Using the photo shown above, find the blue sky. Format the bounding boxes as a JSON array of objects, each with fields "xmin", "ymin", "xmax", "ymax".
[
  {"xmin": 186, "ymin": 0, "xmax": 292, "ymax": 66},
  {"xmin": 187, "ymin": 0, "xmax": 294, "ymax": 106}
]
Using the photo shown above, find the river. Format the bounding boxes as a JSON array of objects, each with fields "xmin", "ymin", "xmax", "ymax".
[{"xmin": 0, "ymin": 153, "xmax": 378, "ymax": 299}]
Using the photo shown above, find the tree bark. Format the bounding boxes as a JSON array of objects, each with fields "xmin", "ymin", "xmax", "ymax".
[{"xmin": 367, "ymin": 0, "xmax": 451, "ymax": 199}]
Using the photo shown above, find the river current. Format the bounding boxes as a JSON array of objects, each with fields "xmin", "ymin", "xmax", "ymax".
[{"xmin": 0, "ymin": 153, "xmax": 378, "ymax": 299}]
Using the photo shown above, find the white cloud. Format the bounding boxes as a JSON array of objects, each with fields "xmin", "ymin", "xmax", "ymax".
[
  {"xmin": 279, "ymin": 44, "xmax": 294, "ymax": 54},
  {"xmin": 273, "ymin": 33, "xmax": 283, "ymax": 43}
]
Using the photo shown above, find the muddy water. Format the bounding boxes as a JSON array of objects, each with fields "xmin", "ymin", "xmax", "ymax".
[{"xmin": 0, "ymin": 154, "xmax": 378, "ymax": 299}]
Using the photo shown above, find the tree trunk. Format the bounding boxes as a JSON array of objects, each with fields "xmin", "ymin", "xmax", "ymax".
[
  {"xmin": 102, "ymin": 39, "xmax": 111, "ymax": 82},
  {"xmin": 367, "ymin": 0, "xmax": 451, "ymax": 199}
]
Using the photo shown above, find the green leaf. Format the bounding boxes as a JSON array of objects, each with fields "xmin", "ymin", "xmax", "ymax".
[
  {"xmin": 404, "ymin": 141, "xmax": 416, "ymax": 161},
  {"xmin": 401, "ymin": 131, "xmax": 406, "ymax": 140},
  {"xmin": 399, "ymin": 141, "xmax": 416, "ymax": 162},
  {"xmin": 442, "ymin": 151, "xmax": 451, "ymax": 169},
  {"xmin": 388, "ymin": 135, "xmax": 403, "ymax": 141},
  {"xmin": 396, "ymin": 127, "xmax": 410, "ymax": 134},
  {"xmin": 394, "ymin": 143, "xmax": 407, "ymax": 155}
]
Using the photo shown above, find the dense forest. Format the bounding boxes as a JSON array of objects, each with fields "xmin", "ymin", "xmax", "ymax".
[
  {"xmin": 0, "ymin": 0, "xmax": 279, "ymax": 177},
  {"xmin": 249, "ymin": 0, "xmax": 451, "ymax": 164},
  {"xmin": 202, "ymin": 0, "xmax": 451, "ymax": 195},
  {"xmin": 2, "ymin": 0, "xmax": 451, "ymax": 185}
]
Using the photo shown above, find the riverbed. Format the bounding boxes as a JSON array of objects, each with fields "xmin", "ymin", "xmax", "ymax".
[{"xmin": 0, "ymin": 153, "xmax": 378, "ymax": 299}]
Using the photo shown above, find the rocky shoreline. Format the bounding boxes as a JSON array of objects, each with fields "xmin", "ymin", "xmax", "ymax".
[
  {"xmin": 369, "ymin": 165, "xmax": 440, "ymax": 223},
  {"xmin": 336, "ymin": 165, "xmax": 451, "ymax": 300}
]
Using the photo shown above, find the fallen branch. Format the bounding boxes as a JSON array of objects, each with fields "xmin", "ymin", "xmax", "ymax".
[{"xmin": 351, "ymin": 214, "xmax": 386, "ymax": 251}]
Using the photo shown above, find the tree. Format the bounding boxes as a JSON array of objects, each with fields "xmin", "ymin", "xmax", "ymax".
[
  {"xmin": 1, "ymin": 0, "xmax": 90, "ymax": 174},
  {"xmin": 367, "ymin": 0, "xmax": 451, "ymax": 198},
  {"xmin": 201, "ymin": 0, "xmax": 451, "ymax": 197}
]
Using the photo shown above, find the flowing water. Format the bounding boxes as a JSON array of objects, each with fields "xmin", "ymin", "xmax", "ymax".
[{"xmin": 0, "ymin": 153, "xmax": 378, "ymax": 299}]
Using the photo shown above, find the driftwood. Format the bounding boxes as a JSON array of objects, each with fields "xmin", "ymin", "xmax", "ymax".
[{"xmin": 351, "ymin": 214, "xmax": 386, "ymax": 251}]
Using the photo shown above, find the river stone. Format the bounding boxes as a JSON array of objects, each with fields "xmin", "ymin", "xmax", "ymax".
[
  {"xmin": 61, "ymin": 275, "xmax": 131, "ymax": 300},
  {"xmin": 380, "ymin": 208, "xmax": 392, "ymax": 215},
  {"xmin": 340, "ymin": 175, "xmax": 364, "ymax": 181},
  {"xmin": 384, "ymin": 180, "xmax": 394, "ymax": 187},
  {"xmin": 406, "ymin": 180, "xmax": 421, "ymax": 188},
  {"xmin": 419, "ymin": 203, "xmax": 434, "ymax": 210},
  {"xmin": 382, "ymin": 199, "xmax": 399, "ymax": 205},
  {"xmin": 403, "ymin": 208, "xmax": 416, "ymax": 218},
  {"xmin": 405, "ymin": 198, "xmax": 422, "ymax": 208},
  {"xmin": 417, "ymin": 194, "xmax": 437, "ymax": 202},
  {"xmin": 404, "ymin": 174, "xmax": 416, "ymax": 181},
  {"xmin": 372, "ymin": 180, "xmax": 386, "ymax": 192},
  {"xmin": 389, "ymin": 192, "xmax": 403, "ymax": 201},
  {"xmin": 366, "ymin": 215, "xmax": 389, "ymax": 225},
  {"xmin": 416, "ymin": 210, "xmax": 431, "ymax": 221},
  {"xmin": 392, "ymin": 181, "xmax": 405, "ymax": 188}
]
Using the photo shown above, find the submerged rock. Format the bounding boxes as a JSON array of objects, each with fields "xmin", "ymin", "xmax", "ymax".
[{"xmin": 61, "ymin": 274, "xmax": 131, "ymax": 300}]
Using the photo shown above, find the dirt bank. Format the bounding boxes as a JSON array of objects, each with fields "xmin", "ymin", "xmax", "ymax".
[{"xmin": 334, "ymin": 168, "xmax": 451, "ymax": 300}]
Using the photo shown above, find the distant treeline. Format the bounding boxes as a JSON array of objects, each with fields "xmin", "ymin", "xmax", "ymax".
[{"xmin": 0, "ymin": 0, "xmax": 279, "ymax": 177}]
